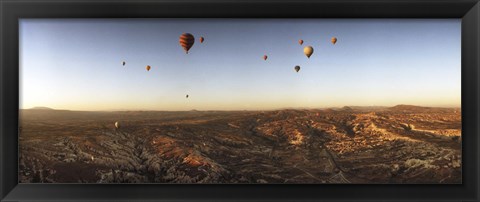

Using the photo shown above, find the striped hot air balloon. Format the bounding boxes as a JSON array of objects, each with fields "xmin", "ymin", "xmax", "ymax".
[{"xmin": 179, "ymin": 33, "xmax": 195, "ymax": 54}]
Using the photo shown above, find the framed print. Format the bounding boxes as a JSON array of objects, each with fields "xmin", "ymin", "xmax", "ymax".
[
  {"xmin": 1, "ymin": 0, "xmax": 479, "ymax": 201},
  {"xmin": 17, "ymin": 18, "xmax": 463, "ymax": 184}
]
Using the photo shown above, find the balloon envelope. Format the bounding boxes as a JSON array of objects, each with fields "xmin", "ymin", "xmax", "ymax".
[
  {"xmin": 294, "ymin": 65, "xmax": 300, "ymax": 72},
  {"xmin": 304, "ymin": 46, "xmax": 314, "ymax": 58},
  {"xmin": 122, "ymin": 61, "xmax": 126, "ymax": 66},
  {"xmin": 263, "ymin": 55, "xmax": 268, "ymax": 60},
  {"xmin": 199, "ymin": 37, "xmax": 204, "ymax": 43},
  {"xmin": 179, "ymin": 33, "xmax": 195, "ymax": 54},
  {"xmin": 146, "ymin": 65, "xmax": 151, "ymax": 71},
  {"xmin": 115, "ymin": 121, "xmax": 119, "ymax": 129},
  {"xmin": 298, "ymin": 39, "xmax": 303, "ymax": 45},
  {"xmin": 331, "ymin": 37, "xmax": 337, "ymax": 44}
]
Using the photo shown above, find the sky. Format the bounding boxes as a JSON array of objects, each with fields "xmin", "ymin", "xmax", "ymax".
[{"xmin": 19, "ymin": 19, "xmax": 461, "ymax": 111}]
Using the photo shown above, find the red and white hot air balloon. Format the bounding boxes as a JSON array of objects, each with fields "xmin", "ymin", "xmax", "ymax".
[{"xmin": 179, "ymin": 33, "xmax": 195, "ymax": 54}]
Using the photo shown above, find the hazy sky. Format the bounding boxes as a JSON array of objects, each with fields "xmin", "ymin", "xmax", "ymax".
[{"xmin": 20, "ymin": 19, "xmax": 461, "ymax": 111}]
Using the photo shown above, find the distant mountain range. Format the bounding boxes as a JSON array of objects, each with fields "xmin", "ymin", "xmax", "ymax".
[
  {"xmin": 29, "ymin": 107, "xmax": 55, "ymax": 110},
  {"xmin": 22, "ymin": 105, "xmax": 459, "ymax": 112}
]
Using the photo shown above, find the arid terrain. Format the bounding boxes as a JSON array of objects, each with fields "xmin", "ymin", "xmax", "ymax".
[{"xmin": 19, "ymin": 105, "xmax": 461, "ymax": 184}]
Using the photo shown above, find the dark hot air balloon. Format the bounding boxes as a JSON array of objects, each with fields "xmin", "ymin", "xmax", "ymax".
[
  {"xmin": 263, "ymin": 55, "xmax": 268, "ymax": 61},
  {"xmin": 146, "ymin": 65, "xmax": 151, "ymax": 71},
  {"xmin": 199, "ymin": 37, "xmax": 204, "ymax": 43},
  {"xmin": 294, "ymin": 65, "xmax": 300, "ymax": 72},
  {"xmin": 179, "ymin": 33, "xmax": 195, "ymax": 54},
  {"xmin": 186, "ymin": 94, "xmax": 189, "ymax": 98},
  {"xmin": 122, "ymin": 61, "xmax": 126, "ymax": 66},
  {"xmin": 298, "ymin": 39, "xmax": 304, "ymax": 45}
]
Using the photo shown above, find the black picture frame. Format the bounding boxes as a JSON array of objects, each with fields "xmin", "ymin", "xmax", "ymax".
[{"xmin": 1, "ymin": 0, "xmax": 479, "ymax": 201}]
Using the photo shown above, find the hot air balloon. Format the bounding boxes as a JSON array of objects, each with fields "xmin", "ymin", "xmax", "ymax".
[
  {"xmin": 146, "ymin": 65, "xmax": 151, "ymax": 71},
  {"xmin": 199, "ymin": 37, "xmax": 204, "ymax": 43},
  {"xmin": 115, "ymin": 121, "xmax": 120, "ymax": 129},
  {"xmin": 331, "ymin": 37, "xmax": 337, "ymax": 45},
  {"xmin": 298, "ymin": 39, "xmax": 304, "ymax": 45},
  {"xmin": 122, "ymin": 61, "xmax": 126, "ymax": 66},
  {"xmin": 304, "ymin": 46, "xmax": 314, "ymax": 58},
  {"xmin": 179, "ymin": 33, "xmax": 195, "ymax": 54},
  {"xmin": 186, "ymin": 94, "xmax": 189, "ymax": 98},
  {"xmin": 294, "ymin": 65, "xmax": 301, "ymax": 72},
  {"xmin": 263, "ymin": 55, "xmax": 268, "ymax": 61}
]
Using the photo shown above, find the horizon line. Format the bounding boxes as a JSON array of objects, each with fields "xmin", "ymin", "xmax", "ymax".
[{"xmin": 20, "ymin": 104, "xmax": 462, "ymax": 112}]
